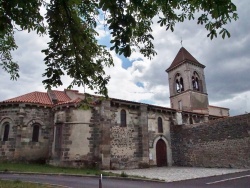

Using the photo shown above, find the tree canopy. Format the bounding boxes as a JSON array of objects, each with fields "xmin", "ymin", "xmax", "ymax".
[{"xmin": 0, "ymin": 0, "xmax": 238, "ymax": 96}]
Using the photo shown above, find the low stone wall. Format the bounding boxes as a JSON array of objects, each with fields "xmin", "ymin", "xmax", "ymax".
[{"xmin": 171, "ymin": 113, "xmax": 250, "ymax": 168}]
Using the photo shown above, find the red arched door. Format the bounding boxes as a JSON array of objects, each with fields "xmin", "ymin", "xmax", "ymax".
[{"xmin": 156, "ymin": 139, "xmax": 167, "ymax": 167}]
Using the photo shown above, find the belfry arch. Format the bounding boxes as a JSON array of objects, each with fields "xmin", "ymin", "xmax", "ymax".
[
  {"xmin": 175, "ymin": 73, "xmax": 184, "ymax": 93},
  {"xmin": 192, "ymin": 71, "xmax": 203, "ymax": 92}
]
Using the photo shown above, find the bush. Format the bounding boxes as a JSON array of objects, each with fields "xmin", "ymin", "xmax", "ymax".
[{"xmin": 120, "ymin": 171, "xmax": 128, "ymax": 177}]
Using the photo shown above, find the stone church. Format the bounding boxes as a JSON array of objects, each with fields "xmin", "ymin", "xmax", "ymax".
[{"xmin": 0, "ymin": 47, "xmax": 231, "ymax": 169}]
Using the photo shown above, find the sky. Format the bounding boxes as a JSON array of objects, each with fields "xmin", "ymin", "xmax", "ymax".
[{"xmin": 0, "ymin": 0, "xmax": 249, "ymax": 116}]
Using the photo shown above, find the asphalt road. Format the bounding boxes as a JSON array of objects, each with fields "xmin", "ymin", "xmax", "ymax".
[{"xmin": 0, "ymin": 170, "xmax": 249, "ymax": 188}]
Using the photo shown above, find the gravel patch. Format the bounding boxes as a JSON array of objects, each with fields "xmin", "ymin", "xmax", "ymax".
[{"xmin": 106, "ymin": 167, "xmax": 248, "ymax": 182}]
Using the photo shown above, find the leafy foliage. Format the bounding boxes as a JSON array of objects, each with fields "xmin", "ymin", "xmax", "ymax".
[{"xmin": 0, "ymin": 0, "xmax": 238, "ymax": 96}]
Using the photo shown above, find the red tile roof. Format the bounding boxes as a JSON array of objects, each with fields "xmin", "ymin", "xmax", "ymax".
[
  {"xmin": 166, "ymin": 47, "xmax": 205, "ymax": 72},
  {"xmin": 53, "ymin": 90, "xmax": 71, "ymax": 103},
  {"xmin": 0, "ymin": 90, "xmax": 80, "ymax": 107},
  {"xmin": 2, "ymin": 92, "xmax": 52, "ymax": 106},
  {"xmin": 54, "ymin": 98, "xmax": 82, "ymax": 106}
]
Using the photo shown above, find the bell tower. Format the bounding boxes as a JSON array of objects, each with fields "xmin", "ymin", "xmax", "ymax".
[{"xmin": 166, "ymin": 47, "xmax": 209, "ymax": 113}]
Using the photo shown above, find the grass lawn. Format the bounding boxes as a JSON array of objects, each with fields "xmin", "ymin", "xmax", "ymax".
[
  {"xmin": 0, "ymin": 179, "xmax": 60, "ymax": 188},
  {"xmin": 0, "ymin": 162, "xmax": 155, "ymax": 187},
  {"xmin": 0, "ymin": 162, "xmax": 113, "ymax": 176}
]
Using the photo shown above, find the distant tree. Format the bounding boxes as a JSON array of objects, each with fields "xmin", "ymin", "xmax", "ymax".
[{"xmin": 0, "ymin": 0, "xmax": 238, "ymax": 96}]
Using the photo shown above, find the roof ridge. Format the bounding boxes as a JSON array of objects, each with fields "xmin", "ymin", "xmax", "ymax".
[{"xmin": 166, "ymin": 47, "xmax": 205, "ymax": 72}]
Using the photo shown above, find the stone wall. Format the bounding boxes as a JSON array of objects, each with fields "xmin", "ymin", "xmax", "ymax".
[
  {"xmin": 148, "ymin": 111, "xmax": 172, "ymax": 166},
  {"xmin": 51, "ymin": 107, "xmax": 97, "ymax": 168},
  {"xmin": 109, "ymin": 105, "xmax": 141, "ymax": 169},
  {"xmin": 0, "ymin": 104, "xmax": 53, "ymax": 162},
  {"xmin": 0, "ymin": 109, "xmax": 16, "ymax": 160},
  {"xmin": 110, "ymin": 126, "xmax": 137, "ymax": 169},
  {"xmin": 171, "ymin": 113, "xmax": 250, "ymax": 168}
]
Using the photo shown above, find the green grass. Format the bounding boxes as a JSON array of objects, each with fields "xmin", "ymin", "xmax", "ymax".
[
  {"xmin": 0, "ymin": 162, "xmax": 123, "ymax": 187},
  {"xmin": 0, "ymin": 162, "xmax": 113, "ymax": 176},
  {"xmin": 0, "ymin": 179, "xmax": 60, "ymax": 188},
  {"xmin": 0, "ymin": 162, "xmax": 160, "ymax": 183},
  {"xmin": 120, "ymin": 171, "xmax": 128, "ymax": 177}
]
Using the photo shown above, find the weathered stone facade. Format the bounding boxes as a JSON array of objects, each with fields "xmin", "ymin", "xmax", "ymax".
[
  {"xmin": 0, "ymin": 104, "xmax": 53, "ymax": 162},
  {"xmin": 1, "ymin": 47, "xmax": 248, "ymax": 169},
  {"xmin": 171, "ymin": 113, "xmax": 250, "ymax": 168}
]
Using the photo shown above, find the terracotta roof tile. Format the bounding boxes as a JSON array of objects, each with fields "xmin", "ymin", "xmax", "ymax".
[
  {"xmin": 56, "ymin": 98, "xmax": 82, "ymax": 106},
  {"xmin": 52, "ymin": 90, "xmax": 71, "ymax": 102},
  {"xmin": 0, "ymin": 90, "xmax": 77, "ymax": 107},
  {"xmin": 2, "ymin": 92, "xmax": 52, "ymax": 106},
  {"xmin": 166, "ymin": 47, "xmax": 205, "ymax": 72}
]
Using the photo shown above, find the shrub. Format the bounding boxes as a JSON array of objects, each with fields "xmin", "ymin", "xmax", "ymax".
[{"xmin": 120, "ymin": 171, "xmax": 128, "ymax": 177}]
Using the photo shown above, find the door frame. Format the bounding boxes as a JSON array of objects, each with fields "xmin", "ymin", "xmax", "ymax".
[
  {"xmin": 152, "ymin": 136, "xmax": 172, "ymax": 167},
  {"xmin": 156, "ymin": 138, "xmax": 167, "ymax": 166}
]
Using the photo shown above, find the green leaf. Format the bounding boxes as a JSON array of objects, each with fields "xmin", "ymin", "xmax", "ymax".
[{"xmin": 0, "ymin": 0, "xmax": 239, "ymax": 96}]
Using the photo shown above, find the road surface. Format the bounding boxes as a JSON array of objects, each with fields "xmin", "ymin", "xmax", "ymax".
[{"xmin": 0, "ymin": 170, "xmax": 249, "ymax": 188}]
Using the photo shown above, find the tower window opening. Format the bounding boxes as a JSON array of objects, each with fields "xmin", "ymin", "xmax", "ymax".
[
  {"xmin": 175, "ymin": 73, "xmax": 184, "ymax": 93},
  {"xmin": 192, "ymin": 72, "xmax": 202, "ymax": 91},
  {"xmin": 195, "ymin": 77, "xmax": 199, "ymax": 91},
  {"xmin": 176, "ymin": 80, "xmax": 180, "ymax": 93},
  {"xmin": 180, "ymin": 77, "xmax": 184, "ymax": 91}
]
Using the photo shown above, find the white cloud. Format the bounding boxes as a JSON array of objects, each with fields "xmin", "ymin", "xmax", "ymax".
[{"xmin": 1, "ymin": 0, "xmax": 249, "ymax": 116}]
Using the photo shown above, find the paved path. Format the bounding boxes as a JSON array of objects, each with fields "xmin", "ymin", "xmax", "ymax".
[
  {"xmin": 106, "ymin": 167, "xmax": 248, "ymax": 182},
  {"xmin": 1, "ymin": 171, "xmax": 249, "ymax": 188}
]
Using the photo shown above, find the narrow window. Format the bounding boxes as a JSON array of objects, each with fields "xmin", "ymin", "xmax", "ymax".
[
  {"xmin": 176, "ymin": 80, "xmax": 180, "ymax": 93},
  {"xmin": 195, "ymin": 77, "xmax": 199, "ymax": 91},
  {"xmin": 158, "ymin": 117, "xmax": 163, "ymax": 133},
  {"xmin": 3, "ymin": 123, "xmax": 10, "ymax": 141},
  {"xmin": 192, "ymin": 76, "xmax": 196, "ymax": 90},
  {"xmin": 180, "ymin": 77, "xmax": 184, "ymax": 91},
  {"xmin": 120, "ymin": 109, "xmax": 126, "ymax": 127},
  {"xmin": 32, "ymin": 124, "xmax": 40, "ymax": 142}
]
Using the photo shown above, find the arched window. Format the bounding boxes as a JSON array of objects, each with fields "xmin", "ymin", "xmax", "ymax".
[
  {"xmin": 120, "ymin": 109, "xmax": 126, "ymax": 127},
  {"xmin": 192, "ymin": 72, "xmax": 202, "ymax": 91},
  {"xmin": 175, "ymin": 73, "xmax": 184, "ymax": 93},
  {"xmin": 3, "ymin": 123, "xmax": 10, "ymax": 141},
  {"xmin": 32, "ymin": 124, "xmax": 40, "ymax": 142},
  {"xmin": 158, "ymin": 117, "xmax": 163, "ymax": 133}
]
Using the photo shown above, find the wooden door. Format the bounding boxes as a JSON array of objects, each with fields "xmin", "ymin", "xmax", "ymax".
[{"xmin": 156, "ymin": 139, "xmax": 167, "ymax": 167}]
